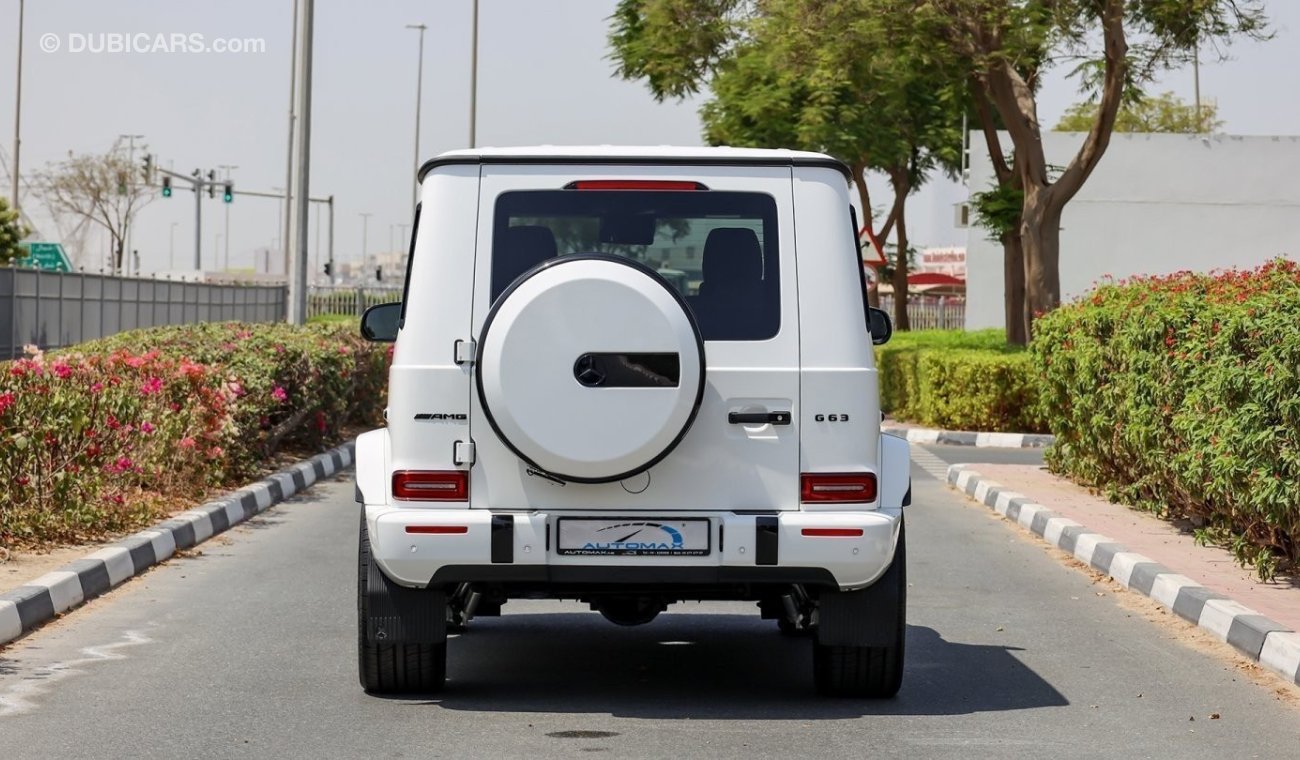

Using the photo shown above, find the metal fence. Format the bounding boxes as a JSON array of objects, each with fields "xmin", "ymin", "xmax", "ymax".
[
  {"xmin": 307, "ymin": 286, "xmax": 403, "ymax": 319},
  {"xmin": 878, "ymin": 295, "xmax": 965, "ymax": 330},
  {"xmin": 1, "ymin": 267, "xmax": 287, "ymax": 359}
]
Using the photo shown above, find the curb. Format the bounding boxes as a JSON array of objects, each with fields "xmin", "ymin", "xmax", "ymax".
[
  {"xmin": 883, "ymin": 426, "xmax": 1054, "ymax": 448},
  {"xmin": 946, "ymin": 464, "xmax": 1300, "ymax": 687},
  {"xmin": 0, "ymin": 441, "xmax": 355, "ymax": 648}
]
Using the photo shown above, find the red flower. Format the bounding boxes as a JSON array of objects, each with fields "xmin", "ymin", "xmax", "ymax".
[
  {"xmin": 140, "ymin": 377, "xmax": 163, "ymax": 396},
  {"xmin": 272, "ymin": 386, "xmax": 288, "ymax": 403},
  {"xmin": 0, "ymin": 392, "xmax": 14, "ymax": 414}
]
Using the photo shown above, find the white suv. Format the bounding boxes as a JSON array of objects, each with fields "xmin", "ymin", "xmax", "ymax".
[{"xmin": 355, "ymin": 146, "xmax": 909, "ymax": 697}]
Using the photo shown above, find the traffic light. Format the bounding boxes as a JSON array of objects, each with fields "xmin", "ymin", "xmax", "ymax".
[
  {"xmin": 206, "ymin": 170, "xmax": 216, "ymax": 199},
  {"xmin": 141, "ymin": 154, "xmax": 153, "ymax": 183},
  {"xmin": 222, "ymin": 182, "xmax": 233, "ymax": 203},
  {"xmin": 376, "ymin": 266, "xmax": 383, "ymax": 281},
  {"xmin": 161, "ymin": 177, "xmax": 172, "ymax": 198},
  {"xmin": 323, "ymin": 262, "xmax": 332, "ymax": 276}
]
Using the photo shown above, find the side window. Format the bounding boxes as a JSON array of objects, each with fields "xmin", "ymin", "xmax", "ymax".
[{"xmin": 398, "ymin": 203, "xmax": 421, "ymax": 328}]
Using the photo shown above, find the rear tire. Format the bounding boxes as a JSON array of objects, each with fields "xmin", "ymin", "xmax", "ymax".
[
  {"xmin": 358, "ymin": 514, "xmax": 447, "ymax": 694},
  {"xmin": 813, "ymin": 522, "xmax": 906, "ymax": 698}
]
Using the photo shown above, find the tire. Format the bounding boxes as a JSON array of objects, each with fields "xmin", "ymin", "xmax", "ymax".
[
  {"xmin": 813, "ymin": 522, "xmax": 906, "ymax": 698},
  {"xmin": 358, "ymin": 514, "xmax": 447, "ymax": 694}
]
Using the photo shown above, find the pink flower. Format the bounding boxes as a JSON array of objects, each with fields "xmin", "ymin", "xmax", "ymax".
[
  {"xmin": 90, "ymin": 382, "xmax": 104, "ymax": 394},
  {"xmin": 140, "ymin": 421, "xmax": 155, "ymax": 434},
  {"xmin": 207, "ymin": 446, "xmax": 224, "ymax": 459},
  {"xmin": 106, "ymin": 456, "xmax": 134, "ymax": 474},
  {"xmin": 140, "ymin": 377, "xmax": 163, "ymax": 396},
  {"xmin": 271, "ymin": 386, "xmax": 288, "ymax": 403},
  {"xmin": 179, "ymin": 437, "xmax": 196, "ymax": 449},
  {"xmin": 124, "ymin": 355, "xmax": 146, "ymax": 369},
  {"xmin": 52, "ymin": 362, "xmax": 72, "ymax": 379},
  {"xmin": 0, "ymin": 392, "xmax": 14, "ymax": 414}
]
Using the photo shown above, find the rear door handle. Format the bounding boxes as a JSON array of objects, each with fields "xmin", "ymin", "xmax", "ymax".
[{"xmin": 728, "ymin": 411, "xmax": 792, "ymax": 426}]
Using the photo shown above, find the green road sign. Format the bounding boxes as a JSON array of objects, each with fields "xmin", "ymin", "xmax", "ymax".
[{"xmin": 17, "ymin": 242, "xmax": 73, "ymax": 272}]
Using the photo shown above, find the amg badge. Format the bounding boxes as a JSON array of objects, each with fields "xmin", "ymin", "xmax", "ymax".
[{"xmin": 414, "ymin": 413, "xmax": 468, "ymax": 423}]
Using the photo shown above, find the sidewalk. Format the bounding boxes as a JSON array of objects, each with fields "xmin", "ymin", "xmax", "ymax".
[{"xmin": 948, "ymin": 462, "xmax": 1300, "ymax": 685}]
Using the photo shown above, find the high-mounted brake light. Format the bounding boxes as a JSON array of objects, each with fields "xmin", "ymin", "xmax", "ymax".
[
  {"xmin": 392, "ymin": 470, "xmax": 469, "ymax": 501},
  {"xmin": 563, "ymin": 180, "xmax": 708, "ymax": 191},
  {"xmin": 801, "ymin": 527, "xmax": 865, "ymax": 537},
  {"xmin": 800, "ymin": 473, "xmax": 877, "ymax": 503}
]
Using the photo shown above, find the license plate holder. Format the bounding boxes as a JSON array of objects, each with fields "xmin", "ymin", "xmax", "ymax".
[{"xmin": 556, "ymin": 517, "xmax": 711, "ymax": 557}]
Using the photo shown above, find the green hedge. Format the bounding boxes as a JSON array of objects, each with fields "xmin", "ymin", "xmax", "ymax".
[
  {"xmin": 0, "ymin": 322, "xmax": 387, "ymax": 548},
  {"xmin": 1034, "ymin": 260, "xmax": 1300, "ymax": 579},
  {"xmin": 876, "ymin": 329, "xmax": 1046, "ymax": 433}
]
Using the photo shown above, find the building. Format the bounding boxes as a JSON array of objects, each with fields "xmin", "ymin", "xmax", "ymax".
[{"xmin": 963, "ymin": 133, "xmax": 1300, "ymax": 330}]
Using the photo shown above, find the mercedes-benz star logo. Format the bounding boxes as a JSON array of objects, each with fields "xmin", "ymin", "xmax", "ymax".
[{"xmin": 574, "ymin": 354, "xmax": 606, "ymax": 387}]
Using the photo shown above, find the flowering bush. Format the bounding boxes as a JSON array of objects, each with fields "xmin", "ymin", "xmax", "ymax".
[
  {"xmin": 1033, "ymin": 259, "xmax": 1300, "ymax": 579},
  {"xmin": 0, "ymin": 322, "xmax": 388, "ymax": 548}
]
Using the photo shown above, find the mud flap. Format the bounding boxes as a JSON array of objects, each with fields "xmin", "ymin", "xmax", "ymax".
[
  {"xmin": 816, "ymin": 522, "xmax": 905, "ymax": 647},
  {"xmin": 361, "ymin": 516, "xmax": 447, "ymax": 645}
]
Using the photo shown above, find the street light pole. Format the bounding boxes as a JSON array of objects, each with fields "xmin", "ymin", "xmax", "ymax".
[
  {"xmin": 282, "ymin": 0, "xmax": 300, "ymax": 281},
  {"xmin": 288, "ymin": 0, "xmax": 314, "ymax": 324},
  {"xmin": 469, "ymin": 0, "xmax": 479, "ymax": 148},
  {"xmin": 119, "ymin": 134, "xmax": 144, "ymax": 274},
  {"xmin": 11, "ymin": 0, "xmax": 23, "ymax": 216},
  {"xmin": 327, "ymin": 194, "xmax": 335, "ymax": 284},
  {"xmin": 405, "ymin": 23, "xmax": 427, "ymax": 209}
]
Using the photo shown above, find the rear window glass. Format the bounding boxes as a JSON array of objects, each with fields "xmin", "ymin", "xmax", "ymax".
[{"xmin": 492, "ymin": 190, "xmax": 779, "ymax": 341}]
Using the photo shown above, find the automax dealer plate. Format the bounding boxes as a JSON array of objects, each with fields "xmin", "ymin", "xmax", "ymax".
[{"xmin": 557, "ymin": 518, "xmax": 711, "ymax": 557}]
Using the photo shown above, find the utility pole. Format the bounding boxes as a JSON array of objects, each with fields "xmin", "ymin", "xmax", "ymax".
[
  {"xmin": 469, "ymin": 0, "xmax": 479, "ymax": 149},
  {"xmin": 169, "ymin": 222, "xmax": 178, "ymax": 269},
  {"xmin": 359, "ymin": 212, "xmax": 372, "ymax": 264},
  {"xmin": 11, "ymin": 0, "xmax": 23, "ymax": 216},
  {"xmin": 327, "ymin": 195, "xmax": 335, "ymax": 284},
  {"xmin": 287, "ymin": 0, "xmax": 314, "ymax": 324},
  {"xmin": 405, "ymin": 23, "xmax": 427, "ymax": 209},
  {"xmin": 218, "ymin": 164, "xmax": 237, "ymax": 270},
  {"xmin": 119, "ymin": 134, "xmax": 144, "ymax": 274},
  {"xmin": 1193, "ymin": 38, "xmax": 1203, "ymax": 133},
  {"xmin": 282, "ymin": 0, "xmax": 300, "ymax": 281},
  {"xmin": 192, "ymin": 168, "xmax": 203, "ymax": 270}
]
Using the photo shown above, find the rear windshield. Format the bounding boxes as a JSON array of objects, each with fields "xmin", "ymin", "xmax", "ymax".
[{"xmin": 492, "ymin": 190, "xmax": 779, "ymax": 341}]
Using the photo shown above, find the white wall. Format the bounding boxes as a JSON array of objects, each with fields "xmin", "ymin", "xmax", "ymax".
[{"xmin": 965, "ymin": 133, "xmax": 1300, "ymax": 330}]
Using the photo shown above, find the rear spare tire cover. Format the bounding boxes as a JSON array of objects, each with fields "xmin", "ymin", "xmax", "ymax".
[{"xmin": 476, "ymin": 255, "xmax": 705, "ymax": 483}]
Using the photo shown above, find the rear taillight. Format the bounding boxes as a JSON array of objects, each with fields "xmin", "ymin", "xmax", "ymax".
[
  {"xmin": 800, "ymin": 473, "xmax": 877, "ymax": 504},
  {"xmin": 392, "ymin": 470, "xmax": 469, "ymax": 501},
  {"xmin": 405, "ymin": 525, "xmax": 469, "ymax": 534},
  {"xmin": 563, "ymin": 180, "xmax": 708, "ymax": 191}
]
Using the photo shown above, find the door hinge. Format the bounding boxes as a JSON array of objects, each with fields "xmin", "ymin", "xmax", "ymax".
[
  {"xmin": 454, "ymin": 440, "xmax": 476, "ymax": 466},
  {"xmin": 454, "ymin": 339, "xmax": 476, "ymax": 365}
]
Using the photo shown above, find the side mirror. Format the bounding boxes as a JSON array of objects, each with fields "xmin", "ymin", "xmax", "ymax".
[
  {"xmin": 360, "ymin": 302, "xmax": 402, "ymax": 342},
  {"xmin": 868, "ymin": 307, "xmax": 893, "ymax": 345}
]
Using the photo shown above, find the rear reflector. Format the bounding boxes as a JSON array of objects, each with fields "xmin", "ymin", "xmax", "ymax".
[
  {"xmin": 405, "ymin": 525, "xmax": 469, "ymax": 535},
  {"xmin": 801, "ymin": 473, "xmax": 878, "ymax": 503},
  {"xmin": 801, "ymin": 527, "xmax": 865, "ymax": 537},
  {"xmin": 392, "ymin": 470, "xmax": 469, "ymax": 501},
  {"xmin": 564, "ymin": 180, "xmax": 708, "ymax": 191}
]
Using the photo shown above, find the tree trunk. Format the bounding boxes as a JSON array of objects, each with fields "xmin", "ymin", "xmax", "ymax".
[
  {"xmin": 891, "ymin": 189, "xmax": 910, "ymax": 331},
  {"xmin": 1020, "ymin": 186, "xmax": 1062, "ymax": 338},
  {"xmin": 1002, "ymin": 227, "xmax": 1027, "ymax": 345}
]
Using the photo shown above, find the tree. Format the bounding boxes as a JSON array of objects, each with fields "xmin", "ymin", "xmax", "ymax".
[
  {"xmin": 1055, "ymin": 90, "xmax": 1222, "ymax": 133},
  {"xmin": 35, "ymin": 140, "xmax": 154, "ymax": 274},
  {"xmin": 0, "ymin": 196, "xmax": 30, "ymax": 265},
  {"xmin": 609, "ymin": 0, "xmax": 965, "ymax": 329},
  {"xmin": 919, "ymin": 0, "xmax": 1268, "ymax": 337}
]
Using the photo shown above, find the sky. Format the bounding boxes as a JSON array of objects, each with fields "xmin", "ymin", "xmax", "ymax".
[{"xmin": 0, "ymin": 0, "xmax": 1298, "ymax": 275}]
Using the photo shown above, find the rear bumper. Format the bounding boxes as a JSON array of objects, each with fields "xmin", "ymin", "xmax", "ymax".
[{"xmin": 364, "ymin": 506, "xmax": 902, "ymax": 592}]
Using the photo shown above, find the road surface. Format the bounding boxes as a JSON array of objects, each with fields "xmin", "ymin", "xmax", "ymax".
[{"xmin": 0, "ymin": 445, "xmax": 1295, "ymax": 759}]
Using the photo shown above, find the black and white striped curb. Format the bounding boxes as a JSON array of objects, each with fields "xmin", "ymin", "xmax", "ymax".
[
  {"xmin": 947, "ymin": 464, "xmax": 1300, "ymax": 686},
  {"xmin": 0, "ymin": 441, "xmax": 356, "ymax": 647},
  {"xmin": 883, "ymin": 426, "xmax": 1054, "ymax": 448}
]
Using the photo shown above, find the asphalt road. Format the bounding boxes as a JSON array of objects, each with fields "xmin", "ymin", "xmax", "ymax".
[{"xmin": 1, "ymin": 445, "xmax": 1297, "ymax": 759}]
